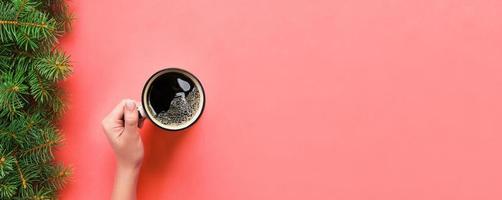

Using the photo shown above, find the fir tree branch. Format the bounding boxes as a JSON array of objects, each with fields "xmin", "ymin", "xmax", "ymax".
[
  {"xmin": 0, "ymin": 147, "xmax": 15, "ymax": 179},
  {"xmin": 45, "ymin": 165, "xmax": 70, "ymax": 191},
  {"xmin": 35, "ymin": 51, "xmax": 71, "ymax": 81},
  {"xmin": 14, "ymin": 0, "xmax": 29, "ymax": 20},
  {"xmin": 25, "ymin": 118, "xmax": 36, "ymax": 132},
  {"xmin": 0, "ymin": 0, "xmax": 71, "ymax": 196},
  {"xmin": 0, "ymin": 183, "xmax": 16, "ymax": 199},
  {"xmin": 0, "ymin": 20, "xmax": 49, "ymax": 29},
  {"xmin": 0, "ymin": 71, "xmax": 28, "ymax": 119},
  {"xmin": 30, "ymin": 70, "xmax": 51, "ymax": 102},
  {"xmin": 21, "ymin": 139, "xmax": 57, "ymax": 156},
  {"xmin": 35, "ymin": 72, "xmax": 49, "ymax": 96},
  {"xmin": 0, "ymin": 157, "xmax": 6, "ymax": 166},
  {"xmin": 13, "ymin": 157, "xmax": 27, "ymax": 189}
]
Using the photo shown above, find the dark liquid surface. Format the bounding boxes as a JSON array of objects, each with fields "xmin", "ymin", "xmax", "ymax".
[
  {"xmin": 148, "ymin": 72, "xmax": 195, "ymax": 114},
  {"xmin": 148, "ymin": 71, "xmax": 202, "ymax": 127}
]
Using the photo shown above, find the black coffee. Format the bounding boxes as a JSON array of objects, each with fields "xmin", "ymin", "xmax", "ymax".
[{"xmin": 148, "ymin": 72, "xmax": 201, "ymax": 126}]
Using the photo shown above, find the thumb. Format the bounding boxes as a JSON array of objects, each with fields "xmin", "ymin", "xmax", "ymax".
[{"xmin": 123, "ymin": 99, "xmax": 139, "ymax": 132}]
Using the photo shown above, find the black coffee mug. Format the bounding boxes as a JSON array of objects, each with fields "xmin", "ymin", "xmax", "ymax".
[{"xmin": 137, "ymin": 68, "xmax": 205, "ymax": 131}]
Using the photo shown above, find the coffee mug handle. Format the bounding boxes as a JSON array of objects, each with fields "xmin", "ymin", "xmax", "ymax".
[{"xmin": 137, "ymin": 104, "xmax": 146, "ymax": 128}]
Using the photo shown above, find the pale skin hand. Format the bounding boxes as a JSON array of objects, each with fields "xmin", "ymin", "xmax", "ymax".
[{"xmin": 102, "ymin": 99, "xmax": 144, "ymax": 200}]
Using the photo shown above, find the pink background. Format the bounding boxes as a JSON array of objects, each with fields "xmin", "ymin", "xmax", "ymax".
[{"xmin": 58, "ymin": 0, "xmax": 502, "ymax": 199}]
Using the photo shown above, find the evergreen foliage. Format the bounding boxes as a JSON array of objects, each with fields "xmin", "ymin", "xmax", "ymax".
[{"xmin": 0, "ymin": 0, "xmax": 72, "ymax": 198}]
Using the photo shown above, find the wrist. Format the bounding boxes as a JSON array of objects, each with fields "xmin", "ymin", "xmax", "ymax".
[
  {"xmin": 113, "ymin": 162, "xmax": 140, "ymax": 200},
  {"xmin": 117, "ymin": 162, "xmax": 141, "ymax": 174}
]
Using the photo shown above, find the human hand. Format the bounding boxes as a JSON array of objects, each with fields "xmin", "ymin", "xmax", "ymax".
[
  {"xmin": 101, "ymin": 99, "xmax": 144, "ymax": 170},
  {"xmin": 102, "ymin": 99, "xmax": 144, "ymax": 200}
]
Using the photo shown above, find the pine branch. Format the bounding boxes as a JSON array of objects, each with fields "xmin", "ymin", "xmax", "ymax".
[
  {"xmin": 21, "ymin": 139, "xmax": 57, "ymax": 157},
  {"xmin": 0, "ymin": 147, "xmax": 14, "ymax": 179},
  {"xmin": 0, "ymin": 71, "xmax": 28, "ymax": 119},
  {"xmin": 14, "ymin": 0, "xmax": 29, "ymax": 20},
  {"xmin": 19, "ymin": 125, "xmax": 61, "ymax": 164},
  {"xmin": 35, "ymin": 51, "xmax": 71, "ymax": 81},
  {"xmin": 0, "ymin": 183, "xmax": 16, "ymax": 199},
  {"xmin": 0, "ymin": 20, "xmax": 48, "ymax": 28},
  {"xmin": 13, "ymin": 157, "xmax": 27, "ymax": 189},
  {"xmin": 0, "ymin": 2, "xmax": 57, "ymax": 51},
  {"xmin": 0, "ymin": 0, "xmax": 71, "ymax": 197},
  {"xmin": 29, "ymin": 69, "xmax": 53, "ymax": 103},
  {"xmin": 44, "ymin": 164, "xmax": 70, "ymax": 191}
]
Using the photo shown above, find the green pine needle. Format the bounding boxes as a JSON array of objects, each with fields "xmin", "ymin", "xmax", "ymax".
[
  {"xmin": 35, "ymin": 51, "xmax": 71, "ymax": 82},
  {"xmin": 0, "ymin": 71, "xmax": 28, "ymax": 119},
  {"xmin": 0, "ymin": 0, "xmax": 72, "ymax": 198}
]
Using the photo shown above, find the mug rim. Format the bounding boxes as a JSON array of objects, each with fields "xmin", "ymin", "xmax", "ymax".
[{"xmin": 141, "ymin": 67, "xmax": 206, "ymax": 131}]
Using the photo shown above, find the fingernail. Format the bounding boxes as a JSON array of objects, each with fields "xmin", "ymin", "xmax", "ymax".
[{"xmin": 126, "ymin": 100, "xmax": 136, "ymax": 111}]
